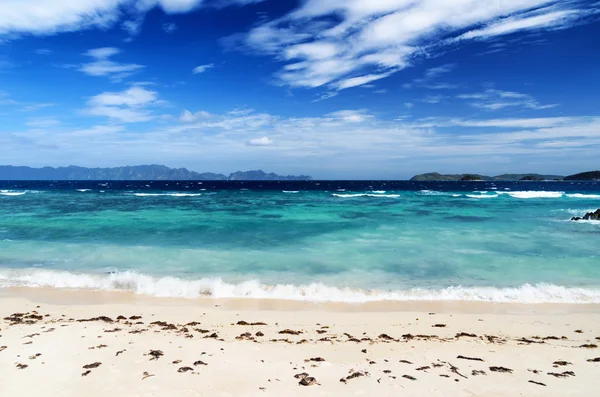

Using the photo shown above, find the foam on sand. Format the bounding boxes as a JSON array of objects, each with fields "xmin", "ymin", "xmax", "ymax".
[{"xmin": 1, "ymin": 269, "xmax": 600, "ymax": 303}]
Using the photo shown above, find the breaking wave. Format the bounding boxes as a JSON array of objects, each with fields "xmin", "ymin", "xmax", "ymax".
[
  {"xmin": 129, "ymin": 193, "xmax": 202, "ymax": 197},
  {"xmin": 333, "ymin": 193, "xmax": 400, "ymax": 198},
  {"xmin": 1, "ymin": 269, "xmax": 599, "ymax": 303}
]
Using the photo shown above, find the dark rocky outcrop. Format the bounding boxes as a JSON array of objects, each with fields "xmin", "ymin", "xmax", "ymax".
[
  {"xmin": 564, "ymin": 171, "xmax": 600, "ymax": 181},
  {"xmin": 571, "ymin": 209, "xmax": 600, "ymax": 221},
  {"xmin": 460, "ymin": 174, "xmax": 484, "ymax": 181},
  {"xmin": 410, "ymin": 172, "xmax": 563, "ymax": 181}
]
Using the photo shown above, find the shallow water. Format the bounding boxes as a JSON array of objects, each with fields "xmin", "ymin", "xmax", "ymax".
[{"xmin": 0, "ymin": 180, "xmax": 599, "ymax": 303}]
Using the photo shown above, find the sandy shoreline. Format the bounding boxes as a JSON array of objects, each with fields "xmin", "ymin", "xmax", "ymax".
[{"xmin": 1, "ymin": 287, "xmax": 600, "ymax": 396}]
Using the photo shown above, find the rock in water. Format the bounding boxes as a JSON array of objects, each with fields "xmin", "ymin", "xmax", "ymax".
[{"xmin": 571, "ymin": 209, "xmax": 600, "ymax": 221}]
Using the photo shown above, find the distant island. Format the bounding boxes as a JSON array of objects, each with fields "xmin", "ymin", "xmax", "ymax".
[
  {"xmin": 410, "ymin": 171, "xmax": 600, "ymax": 181},
  {"xmin": 0, "ymin": 165, "xmax": 312, "ymax": 181}
]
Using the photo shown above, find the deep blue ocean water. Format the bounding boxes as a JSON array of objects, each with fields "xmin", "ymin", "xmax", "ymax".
[{"xmin": 1, "ymin": 180, "xmax": 599, "ymax": 303}]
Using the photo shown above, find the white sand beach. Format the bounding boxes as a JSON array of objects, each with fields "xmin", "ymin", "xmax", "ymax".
[{"xmin": 1, "ymin": 288, "xmax": 600, "ymax": 396}]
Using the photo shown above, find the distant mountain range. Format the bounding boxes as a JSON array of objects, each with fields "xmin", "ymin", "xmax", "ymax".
[
  {"xmin": 410, "ymin": 171, "xmax": 600, "ymax": 181},
  {"xmin": 0, "ymin": 165, "xmax": 312, "ymax": 181}
]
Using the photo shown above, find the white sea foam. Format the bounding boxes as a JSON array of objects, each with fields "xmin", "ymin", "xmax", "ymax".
[
  {"xmin": 566, "ymin": 193, "xmax": 600, "ymax": 199},
  {"xmin": 1, "ymin": 269, "xmax": 599, "ymax": 303},
  {"xmin": 333, "ymin": 193, "xmax": 400, "ymax": 198},
  {"xmin": 130, "ymin": 193, "xmax": 202, "ymax": 197},
  {"xmin": 0, "ymin": 190, "xmax": 35, "ymax": 196},
  {"xmin": 76, "ymin": 189, "xmax": 91, "ymax": 192},
  {"xmin": 0, "ymin": 190, "xmax": 27, "ymax": 196},
  {"xmin": 499, "ymin": 191, "xmax": 564, "ymax": 199},
  {"xmin": 466, "ymin": 194, "xmax": 499, "ymax": 199},
  {"xmin": 283, "ymin": 191, "xmax": 300, "ymax": 193},
  {"xmin": 419, "ymin": 190, "xmax": 456, "ymax": 197},
  {"xmin": 371, "ymin": 190, "xmax": 386, "ymax": 194}
]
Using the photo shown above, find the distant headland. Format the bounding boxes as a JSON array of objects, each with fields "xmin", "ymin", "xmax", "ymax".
[
  {"xmin": 0, "ymin": 165, "xmax": 312, "ymax": 181},
  {"xmin": 410, "ymin": 171, "xmax": 600, "ymax": 181}
]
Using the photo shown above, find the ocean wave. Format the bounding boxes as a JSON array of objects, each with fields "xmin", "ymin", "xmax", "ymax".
[
  {"xmin": 566, "ymin": 193, "xmax": 600, "ymax": 199},
  {"xmin": 1, "ymin": 269, "xmax": 600, "ymax": 303},
  {"xmin": 76, "ymin": 189, "xmax": 92, "ymax": 192},
  {"xmin": 129, "ymin": 193, "xmax": 202, "ymax": 197},
  {"xmin": 0, "ymin": 190, "xmax": 38, "ymax": 196},
  {"xmin": 333, "ymin": 193, "xmax": 400, "ymax": 198},
  {"xmin": 499, "ymin": 191, "xmax": 564, "ymax": 199},
  {"xmin": 282, "ymin": 191, "xmax": 300, "ymax": 194},
  {"xmin": 465, "ymin": 194, "xmax": 499, "ymax": 199}
]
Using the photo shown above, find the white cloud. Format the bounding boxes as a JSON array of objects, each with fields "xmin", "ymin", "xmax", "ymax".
[
  {"xmin": 83, "ymin": 86, "xmax": 161, "ymax": 123},
  {"xmin": 326, "ymin": 109, "xmax": 372, "ymax": 123},
  {"xmin": 180, "ymin": 109, "xmax": 211, "ymax": 122},
  {"xmin": 312, "ymin": 92, "xmax": 338, "ymax": 102},
  {"xmin": 247, "ymin": 136, "xmax": 274, "ymax": 146},
  {"xmin": 26, "ymin": 118, "xmax": 61, "ymax": 128},
  {"xmin": 21, "ymin": 103, "xmax": 56, "ymax": 112},
  {"xmin": 0, "ymin": 0, "xmax": 265, "ymax": 38},
  {"xmin": 404, "ymin": 102, "xmax": 414, "ymax": 109},
  {"xmin": 79, "ymin": 47, "xmax": 144, "ymax": 80},
  {"xmin": 34, "ymin": 49, "xmax": 52, "ymax": 55},
  {"xmin": 457, "ymin": 89, "xmax": 557, "ymax": 111},
  {"xmin": 456, "ymin": 10, "xmax": 580, "ymax": 41},
  {"xmin": 192, "ymin": 64, "xmax": 215, "ymax": 74},
  {"xmin": 231, "ymin": 0, "xmax": 594, "ymax": 90}
]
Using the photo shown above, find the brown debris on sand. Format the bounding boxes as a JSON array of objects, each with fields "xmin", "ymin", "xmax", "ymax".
[
  {"xmin": 148, "ymin": 350, "xmax": 164, "ymax": 360},
  {"xmin": 78, "ymin": 316, "xmax": 114, "ymax": 323},
  {"xmin": 457, "ymin": 355, "xmax": 484, "ymax": 362},
  {"xmin": 16, "ymin": 363, "xmax": 28, "ymax": 370},
  {"xmin": 177, "ymin": 367, "xmax": 194, "ymax": 373},
  {"xmin": 472, "ymin": 370, "xmax": 486, "ymax": 376},
  {"xmin": 295, "ymin": 373, "xmax": 319, "ymax": 386},
  {"xmin": 529, "ymin": 380, "xmax": 546, "ymax": 386},
  {"xmin": 237, "ymin": 321, "xmax": 268, "ymax": 326},
  {"xmin": 433, "ymin": 324, "xmax": 446, "ymax": 328},
  {"xmin": 548, "ymin": 371, "xmax": 575, "ymax": 378},
  {"xmin": 456, "ymin": 332, "xmax": 477, "ymax": 338},
  {"xmin": 553, "ymin": 361, "xmax": 571, "ymax": 367},
  {"xmin": 580, "ymin": 344, "xmax": 598, "ymax": 349},
  {"xmin": 83, "ymin": 362, "xmax": 102, "ymax": 369},
  {"xmin": 402, "ymin": 375, "xmax": 417, "ymax": 380},
  {"xmin": 279, "ymin": 329, "xmax": 302, "ymax": 335},
  {"xmin": 142, "ymin": 371, "xmax": 154, "ymax": 380},
  {"xmin": 490, "ymin": 366, "xmax": 513, "ymax": 373},
  {"xmin": 587, "ymin": 357, "xmax": 600, "ymax": 362}
]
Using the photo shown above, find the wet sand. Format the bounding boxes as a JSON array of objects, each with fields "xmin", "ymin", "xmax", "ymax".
[{"xmin": 1, "ymin": 287, "xmax": 600, "ymax": 396}]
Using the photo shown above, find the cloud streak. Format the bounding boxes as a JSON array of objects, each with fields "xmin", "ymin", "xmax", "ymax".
[{"xmin": 226, "ymin": 0, "xmax": 596, "ymax": 91}]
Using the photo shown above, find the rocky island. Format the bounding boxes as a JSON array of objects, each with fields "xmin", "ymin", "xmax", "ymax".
[
  {"xmin": 410, "ymin": 171, "xmax": 600, "ymax": 181},
  {"xmin": 0, "ymin": 165, "xmax": 312, "ymax": 181}
]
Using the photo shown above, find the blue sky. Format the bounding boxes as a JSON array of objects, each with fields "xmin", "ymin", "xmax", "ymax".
[{"xmin": 0, "ymin": 0, "xmax": 599, "ymax": 179}]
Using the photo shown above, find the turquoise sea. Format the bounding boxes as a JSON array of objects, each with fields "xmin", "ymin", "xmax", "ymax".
[{"xmin": 0, "ymin": 180, "xmax": 599, "ymax": 303}]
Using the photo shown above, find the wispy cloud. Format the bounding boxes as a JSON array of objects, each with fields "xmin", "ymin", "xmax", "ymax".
[
  {"xmin": 247, "ymin": 136, "xmax": 274, "ymax": 146},
  {"xmin": 26, "ymin": 117, "xmax": 61, "ymax": 128},
  {"xmin": 163, "ymin": 22, "xmax": 177, "ymax": 33},
  {"xmin": 457, "ymin": 89, "xmax": 557, "ymax": 111},
  {"xmin": 83, "ymin": 86, "xmax": 162, "ymax": 123},
  {"xmin": 0, "ymin": 1, "xmax": 266, "ymax": 39},
  {"xmin": 192, "ymin": 64, "xmax": 215, "ymax": 74},
  {"xmin": 180, "ymin": 109, "xmax": 212, "ymax": 122},
  {"xmin": 78, "ymin": 47, "xmax": 144, "ymax": 81},
  {"xmin": 226, "ymin": 0, "xmax": 595, "ymax": 90}
]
